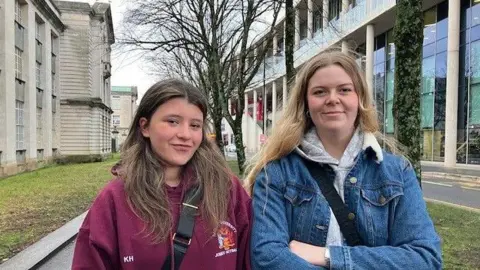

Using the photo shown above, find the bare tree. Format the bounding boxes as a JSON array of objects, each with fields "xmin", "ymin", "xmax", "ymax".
[{"xmin": 118, "ymin": 0, "xmax": 283, "ymax": 175}]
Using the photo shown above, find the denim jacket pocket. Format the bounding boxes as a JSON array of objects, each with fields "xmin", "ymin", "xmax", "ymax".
[
  {"xmin": 283, "ymin": 183, "xmax": 318, "ymax": 241},
  {"xmin": 360, "ymin": 184, "xmax": 404, "ymax": 245},
  {"xmin": 283, "ymin": 184, "xmax": 314, "ymax": 206},
  {"xmin": 361, "ymin": 184, "xmax": 404, "ymax": 207}
]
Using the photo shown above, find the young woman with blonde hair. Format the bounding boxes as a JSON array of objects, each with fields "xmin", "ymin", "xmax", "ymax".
[
  {"xmin": 246, "ymin": 49, "xmax": 441, "ymax": 269},
  {"xmin": 72, "ymin": 79, "xmax": 251, "ymax": 269}
]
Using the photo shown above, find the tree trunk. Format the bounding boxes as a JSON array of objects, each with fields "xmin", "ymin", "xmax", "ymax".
[
  {"xmin": 393, "ymin": 0, "xmax": 424, "ymax": 184},
  {"xmin": 285, "ymin": 0, "xmax": 296, "ymax": 82},
  {"xmin": 234, "ymin": 121, "xmax": 246, "ymax": 176}
]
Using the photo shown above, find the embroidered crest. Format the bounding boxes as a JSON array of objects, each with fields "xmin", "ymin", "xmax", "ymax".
[{"xmin": 215, "ymin": 221, "xmax": 237, "ymax": 257}]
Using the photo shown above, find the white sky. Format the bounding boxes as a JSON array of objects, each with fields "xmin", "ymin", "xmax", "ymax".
[
  {"xmin": 69, "ymin": 0, "xmax": 156, "ymax": 103},
  {"xmin": 69, "ymin": 0, "xmax": 284, "ymax": 103},
  {"xmin": 108, "ymin": 0, "xmax": 155, "ymax": 103}
]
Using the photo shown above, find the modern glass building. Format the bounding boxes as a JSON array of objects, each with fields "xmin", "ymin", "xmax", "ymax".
[{"xmin": 226, "ymin": 0, "xmax": 480, "ymax": 167}]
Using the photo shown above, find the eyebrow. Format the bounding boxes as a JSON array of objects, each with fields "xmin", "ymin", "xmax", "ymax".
[
  {"xmin": 165, "ymin": 114, "xmax": 203, "ymax": 123},
  {"xmin": 310, "ymin": 83, "xmax": 354, "ymax": 89}
]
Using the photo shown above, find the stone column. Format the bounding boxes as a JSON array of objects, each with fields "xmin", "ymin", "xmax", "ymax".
[
  {"xmin": 342, "ymin": 41, "xmax": 349, "ymax": 53},
  {"xmin": 253, "ymin": 89, "xmax": 258, "ymax": 151},
  {"xmin": 342, "ymin": 0, "xmax": 349, "ymax": 14},
  {"xmin": 444, "ymin": 0, "xmax": 460, "ymax": 167},
  {"xmin": 273, "ymin": 31, "xmax": 278, "ymax": 55},
  {"xmin": 0, "ymin": 0, "xmax": 16, "ymax": 169},
  {"xmin": 323, "ymin": 0, "xmax": 329, "ymax": 29},
  {"xmin": 283, "ymin": 76, "xmax": 288, "ymax": 111},
  {"xmin": 244, "ymin": 93, "xmax": 249, "ymax": 151},
  {"xmin": 272, "ymin": 82, "xmax": 277, "ymax": 125},
  {"xmin": 307, "ymin": 0, "xmax": 313, "ymax": 39},
  {"xmin": 25, "ymin": 4, "xmax": 37, "ymax": 163},
  {"xmin": 295, "ymin": 8, "xmax": 300, "ymax": 49},
  {"xmin": 341, "ymin": 0, "xmax": 349, "ymax": 53}
]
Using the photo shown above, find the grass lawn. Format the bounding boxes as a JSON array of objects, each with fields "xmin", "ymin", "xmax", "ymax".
[
  {"xmin": 0, "ymin": 156, "xmax": 120, "ymax": 262},
  {"xmin": 1, "ymin": 158, "xmax": 479, "ymax": 269},
  {"xmin": 427, "ymin": 202, "xmax": 480, "ymax": 270}
]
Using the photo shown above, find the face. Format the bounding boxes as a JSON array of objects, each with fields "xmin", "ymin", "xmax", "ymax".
[
  {"xmin": 140, "ymin": 98, "xmax": 204, "ymax": 168},
  {"xmin": 306, "ymin": 64, "xmax": 359, "ymax": 135}
]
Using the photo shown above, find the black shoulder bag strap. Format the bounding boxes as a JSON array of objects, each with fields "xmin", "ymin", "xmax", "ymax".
[
  {"xmin": 303, "ymin": 159, "xmax": 363, "ymax": 246},
  {"xmin": 161, "ymin": 184, "xmax": 203, "ymax": 270}
]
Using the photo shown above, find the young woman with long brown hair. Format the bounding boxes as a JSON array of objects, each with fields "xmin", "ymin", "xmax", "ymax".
[{"xmin": 72, "ymin": 79, "xmax": 251, "ymax": 269}]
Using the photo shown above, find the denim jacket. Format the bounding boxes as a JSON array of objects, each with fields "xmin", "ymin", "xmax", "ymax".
[{"xmin": 250, "ymin": 135, "xmax": 442, "ymax": 270}]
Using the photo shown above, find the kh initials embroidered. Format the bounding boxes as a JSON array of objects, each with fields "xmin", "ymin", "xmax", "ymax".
[{"xmin": 123, "ymin": 256, "xmax": 134, "ymax": 263}]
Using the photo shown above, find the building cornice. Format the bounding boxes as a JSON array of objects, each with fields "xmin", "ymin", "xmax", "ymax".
[
  {"xmin": 61, "ymin": 98, "xmax": 113, "ymax": 114},
  {"xmin": 33, "ymin": 0, "xmax": 65, "ymax": 32}
]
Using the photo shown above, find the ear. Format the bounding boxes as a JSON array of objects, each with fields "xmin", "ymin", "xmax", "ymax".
[{"xmin": 139, "ymin": 117, "xmax": 150, "ymax": 138}]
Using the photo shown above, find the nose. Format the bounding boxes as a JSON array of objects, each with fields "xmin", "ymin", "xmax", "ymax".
[
  {"xmin": 325, "ymin": 90, "xmax": 340, "ymax": 105},
  {"xmin": 176, "ymin": 123, "xmax": 192, "ymax": 140}
]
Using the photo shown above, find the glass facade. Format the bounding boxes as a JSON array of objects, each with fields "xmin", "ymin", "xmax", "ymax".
[
  {"xmin": 369, "ymin": 1, "xmax": 480, "ymax": 163},
  {"xmin": 420, "ymin": 2, "xmax": 448, "ymax": 162},
  {"xmin": 458, "ymin": 0, "xmax": 480, "ymax": 164},
  {"xmin": 372, "ymin": 30, "xmax": 395, "ymax": 138}
]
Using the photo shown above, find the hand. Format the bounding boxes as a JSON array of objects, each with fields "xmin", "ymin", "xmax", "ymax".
[{"xmin": 289, "ymin": 240, "xmax": 327, "ymax": 266}]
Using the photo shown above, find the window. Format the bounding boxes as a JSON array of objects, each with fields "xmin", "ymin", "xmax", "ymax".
[
  {"xmin": 16, "ymin": 101, "xmax": 24, "ymax": 150},
  {"xmin": 15, "ymin": 48, "xmax": 22, "ymax": 79},
  {"xmin": 51, "ymin": 54, "xmax": 56, "ymax": 74},
  {"xmin": 36, "ymin": 62, "xmax": 41, "ymax": 88},
  {"xmin": 471, "ymin": 84, "xmax": 480, "ymax": 125},
  {"xmin": 36, "ymin": 20, "xmax": 41, "ymax": 41},
  {"xmin": 15, "ymin": 22, "xmax": 24, "ymax": 50},
  {"xmin": 277, "ymin": 37, "xmax": 284, "ymax": 55},
  {"xmin": 52, "ymin": 73, "xmax": 56, "ymax": 95},
  {"xmin": 16, "ymin": 150, "xmax": 26, "ymax": 164},
  {"xmin": 37, "ymin": 108, "xmax": 43, "ymax": 148},
  {"xmin": 424, "ymin": 7, "xmax": 437, "ymax": 45},
  {"xmin": 52, "ymin": 95, "xmax": 57, "ymax": 113},
  {"xmin": 385, "ymin": 70, "xmax": 395, "ymax": 134},
  {"xmin": 313, "ymin": 8, "xmax": 322, "ymax": 32},
  {"xmin": 36, "ymin": 40, "xmax": 42, "ymax": 63},
  {"xmin": 299, "ymin": 21, "xmax": 308, "ymax": 40},
  {"xmin": 470, "ymin": 40, "xmax": 480, "ymax": 125},
  {"xmin": 15, "ymin": 1, "xmax": 22, "ymax": 24},
  {"xmin": 328, "ymin": 0, "xmax": 341, "ymax": 21},
  {"xmin": 421, "ymin": 56, "xmax": 435, "ymax": 128},
  {"xmin": 111, "ymin": 97, "xmax": 121, "ymax": 110},
  {"xmin": 112, "ymin": 115, "xmax": 120, "ymax": 125},
  {"xmin": 37, "ymin": 149, "xmax": 44, "ymax": 161}
]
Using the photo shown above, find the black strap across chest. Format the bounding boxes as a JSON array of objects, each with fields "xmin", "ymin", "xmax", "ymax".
[
  {"xmin": 303, "ymin": 159, "xmax": 363, "ymax": 246},
  {"xmin": 161, "ymin": 184, "xmax": 203, "ymax": 270}
]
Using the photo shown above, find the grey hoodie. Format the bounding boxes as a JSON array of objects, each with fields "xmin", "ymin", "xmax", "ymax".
[{"xmin": 295, "ymin": 127, "xmax": 364, "ymax": 247}]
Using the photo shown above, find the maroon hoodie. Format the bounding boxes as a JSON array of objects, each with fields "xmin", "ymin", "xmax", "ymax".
[{"xmin": 72, "ymin": 175, "xmax": 251, "ymax": 270}]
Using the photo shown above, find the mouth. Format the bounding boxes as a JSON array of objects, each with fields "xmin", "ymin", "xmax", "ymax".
[
  {"xmin": 323, "ymin": 111, "xmax": 344, "ymax": 115},
  {"xmin": 171, "ymin": 144, "xmax": 193, "ymax": 151}
]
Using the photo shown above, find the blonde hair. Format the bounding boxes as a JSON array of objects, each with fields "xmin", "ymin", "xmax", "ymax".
[{"xmin": 245, "ymin": 48, "xmax": 381, "ymax": 194}]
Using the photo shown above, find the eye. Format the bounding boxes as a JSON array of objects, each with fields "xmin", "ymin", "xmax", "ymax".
[
  {"xmin": 190, "ymin": 124, "xmax": 202, "ymax": 130},
  {"xmin": 313, "ymin": 89, "xmax": 326, "ymax": 96},
  {"xmin": 167, "ymin": 119, "xmax": 179, "ymax": 125},
  {"xmin": 340, "ymin": 88, "xmax": 352, "ymax": 93}
]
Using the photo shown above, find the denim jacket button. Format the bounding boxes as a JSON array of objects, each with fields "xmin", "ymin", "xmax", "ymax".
[
  {"xmin": 379, "ymin": 196, "xmax": 386, "ymax": 204},
  {"xmin": 349, "ymin": 177, "xmax": 358, "ymax": 184},
  {"xmin": 348, "ymin": 212, "xmax": 356, "ymax": 220}
]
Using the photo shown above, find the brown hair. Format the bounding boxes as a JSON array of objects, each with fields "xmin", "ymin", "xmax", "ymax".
[
  {"xmin": 120, "ymin": 79, "xmax": 232, "ymax": 242},
  {"xmin": 245, "ymin": 49, "xmax": 380, "ymax": 193}
]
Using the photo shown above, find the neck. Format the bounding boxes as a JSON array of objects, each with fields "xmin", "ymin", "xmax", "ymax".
[
  {"xmin": 164, "ymin": 166, "xmax": 182, "ymax": 187},
  {"xmin": 316, "ymin": 128, "xmax": 355, "ymax": 160}
]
